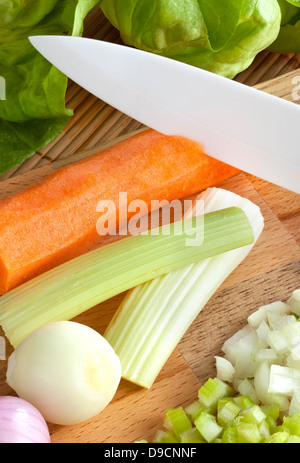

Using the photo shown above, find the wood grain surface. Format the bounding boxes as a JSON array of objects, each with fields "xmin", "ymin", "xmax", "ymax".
[{"xmin": 0, "ymin": 7, "xmax": 299, "ymax": 444}]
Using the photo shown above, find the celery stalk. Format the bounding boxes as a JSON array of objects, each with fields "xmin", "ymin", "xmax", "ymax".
[
  {"xmin": 104, "ymin": 188, "xmax": 264, "ymax": 388},
  {"xmin": 0, "ymin": 204, "xmax": 254, "ymax": 348}
]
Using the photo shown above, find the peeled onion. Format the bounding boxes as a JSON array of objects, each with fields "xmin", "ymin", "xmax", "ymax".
[
  {"xmin": 6, "ymin": 321, "xmax": 121, "ymax": 425},
  {"xmin": 0, "ymin": 396, "xmax": 51, "ymax": 443}
]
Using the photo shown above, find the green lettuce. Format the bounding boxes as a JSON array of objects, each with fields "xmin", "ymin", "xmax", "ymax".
[
  {"xmin": 100, "ymin": 0, "xmax": 281, "ymax": 79},
  {"xmin": 0, "ymin": 0, "xmax": 99, "ymax": 175},
  {"xmin": 269, "ymin": 0, "xmax": 300, "ymax": 52}
]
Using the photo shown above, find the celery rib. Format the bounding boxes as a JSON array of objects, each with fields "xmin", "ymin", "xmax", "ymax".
[
  {"xmin": 0, "ymin": 203, "xmax": 254, "ymax": 347},
  {"xmin": 104, "ymin": 188, "xmax": 264, "ymax": 388}
]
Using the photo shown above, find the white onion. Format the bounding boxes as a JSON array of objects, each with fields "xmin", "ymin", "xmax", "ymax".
[
  {"xmin": 218, "ymin": 289, "xmax": 300, "ymax": 416},
  {"xmin": 236, "ymin": 378, "xmax": 258, "ymax": 403},
  {"xmin": 6, "ymin": 321, "xmax": 121, "ymax": 425},
  {"xmin": 214, "ymin": 356, "xmax": 235, "ymax": 382},
  {"xmin": 289, "ymin": 290, "xmax": 300, "ymax": 316}
]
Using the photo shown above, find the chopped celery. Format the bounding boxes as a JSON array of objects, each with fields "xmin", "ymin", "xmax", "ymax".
[
  {"xmin": 281, "ymin": 414, "xmax": 300, "ymax": 436},
  {"xmin": 258, "ymin": 420, "xmax": 271, "ymax": 440},
  {"xmin": 195, "ymin": 412, "xmax": 223, "ymax": 443},
  {"xmin": 236, "ymin": 423, "xmax": 262, "ymax": 443},
  {"xmin": 163, "ymin": 408, "xmax": 176, "ymax": 430},
  {"xmin": 260, "ymin": 404, "xmax": 280, "ymax": 423},
  {"xmin": 217, "ymin": 400, "xmax": 241, "ymax": 426},
  {"xmin": 0, "ymin": 202, "xmax": 254, "ymax": 348},
  {"xmin": 104, "ymin": 188, "xmax": 263, "ymax": 388},
  {"xmin": 198, "ymin": 378, "xmax": 235, "ymax": 410},
  {"xmin": 286, "ymin": 435, "xmax": 300, "ymax": 443},
  {"xmin": 163, "ymin": 407, "xmax": 192, "ymax": 436},
  {"xmin": 180, "ymin": 427, "xmax": 205, "ymax": 443},
  {"xmin": 185, "ymin": 401, "xmax": 209, "ymax": 422},
  {"xmin": 217, "ymin": 397, "xmax": 235, "ymax": 413},
  {"xmin": 147, "ymin": 378, "xmax": 300, "ymax": 444},
  {"xmin": 145, "ymin": 288, "xmax": 300, "ymax": 444},
  {"xmin": 239, "ymin": 405, "xmax": 267, "ymax": 425},
  {"xmin": 233, "ymin": 395, "xmax": 256, "ymax": 410},
  {"xmin": 153, "ymin": 430, "xmax": 179, "ymax": 443},
  {"xmin": 265, "ymin": 416, "xmax": 278, "ymax": 433},
  {"xmin": 221, "ymin": 427, "xmax": 238, "ymax": 443},
  {"xmin": 264, "ymin": 432, "xmax": 289, "ymax": 443}
]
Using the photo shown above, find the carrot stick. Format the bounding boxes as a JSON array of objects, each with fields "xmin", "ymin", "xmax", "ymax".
[{"xmin": 0, "ymin": 129, "xmax": 239, "ymax": 294}]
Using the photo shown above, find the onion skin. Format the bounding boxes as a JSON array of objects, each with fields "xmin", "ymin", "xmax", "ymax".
[{"xmin": 0, "ymin": 396, "xmax": 51, "ymax": 443}]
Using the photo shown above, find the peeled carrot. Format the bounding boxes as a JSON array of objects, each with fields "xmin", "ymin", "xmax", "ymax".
[{"xmin": 0, "ymin": 129, "xmax": 239, "ymax": 294}]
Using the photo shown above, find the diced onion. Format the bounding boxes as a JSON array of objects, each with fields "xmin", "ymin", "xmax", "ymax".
[
  {"xmin": 214, "ymin": 356, "xmax": 235, "ymax": 383},
  {"xmin": 220, "ymin": 289, "xmax": 300, "ymax": 415}
]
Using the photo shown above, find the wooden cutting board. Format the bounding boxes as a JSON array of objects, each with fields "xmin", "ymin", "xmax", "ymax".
[{"xmin": 0, "ymin": 36, "xmax": 299, "ymax": 443}]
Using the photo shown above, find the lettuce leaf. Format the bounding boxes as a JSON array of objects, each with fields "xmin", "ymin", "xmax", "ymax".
[
  {"xmin": 269, "ymin": 0, "xmax": 300, "ymax": 52},
  {"xmin": 0, "ymin": 117, "xmax": 71, "ymax": 174},
  {"xmin": 100, "ymin": 0, "xmax": 281, "ymax": 79},
  {"xmin": 0, "ymin": 0, "xmax": 99, "ymax": 175}
]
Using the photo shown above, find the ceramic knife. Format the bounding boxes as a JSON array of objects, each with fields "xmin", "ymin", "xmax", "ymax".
[{"xmin": 30, "ymin": 36, "xmax": 300, "ymax": 193}]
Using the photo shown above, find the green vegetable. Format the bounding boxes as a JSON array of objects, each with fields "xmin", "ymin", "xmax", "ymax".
[
  {"xmin": 185, "ymin": 401, "xmax": 210, "ymax": 422},
  {"xmin": 198, "ymin": 378, "xmax": 235, "ymax": 410},
  {"xmin": 138, "ymin": 290, "xmax": 300, "ymax": 444},
  {"xmin": 163, "ymin": 408, "xmax": 192, "ymax": 436},
  {"xmin": 104, "ymin": 188, "xmax": 264, "ymax": 389},
  {"xmin": 217, "ymin": 400, "xmax": 241, "ymax": 426},
  {"xmin": 264, "ymin": 431, "xmax": 289, "ymax": 443},
  {"xmin": 194, "ymin": 412, "xmax": 223, "ymax": 443},
  {"xmin": 179, "ymin": 427, "xmax": 204, "ymax": 443},
  {"xmin": 269, "ymin": 0, "xmax": 300, "ymax": 52},
  {"xmin": 236, "ymin": 423, "xmax": 262, "ymax": 443},
  {"xmin": 100, "ymin": 0, "xmax": 281, "ymax": 79},
  {"xmin": 221, "ymin": 426, "xmax": 238, "ymax": 443},
  {"xmin": 0, "ymin": 118, "xmax": 71, "ymax": 175},
  {"xmin": 0, "ymin": 206, "xmax": 254, "ymax": 348},
  {"xmin": 142, "ymin": 379, "xmax": 300, "ymax": 443},
  {"xmin": 152, "ymin": 430, "xmax": 179, "ymax": 443},
  {"xmin": 0, "ymin": 0, "xmax": 99, "ymax": 174}
]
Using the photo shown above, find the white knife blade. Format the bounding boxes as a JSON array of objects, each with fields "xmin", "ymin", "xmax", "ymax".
[{"xmin": 30, "ymin": 35, "xmax": 300, "ymax": 194}]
